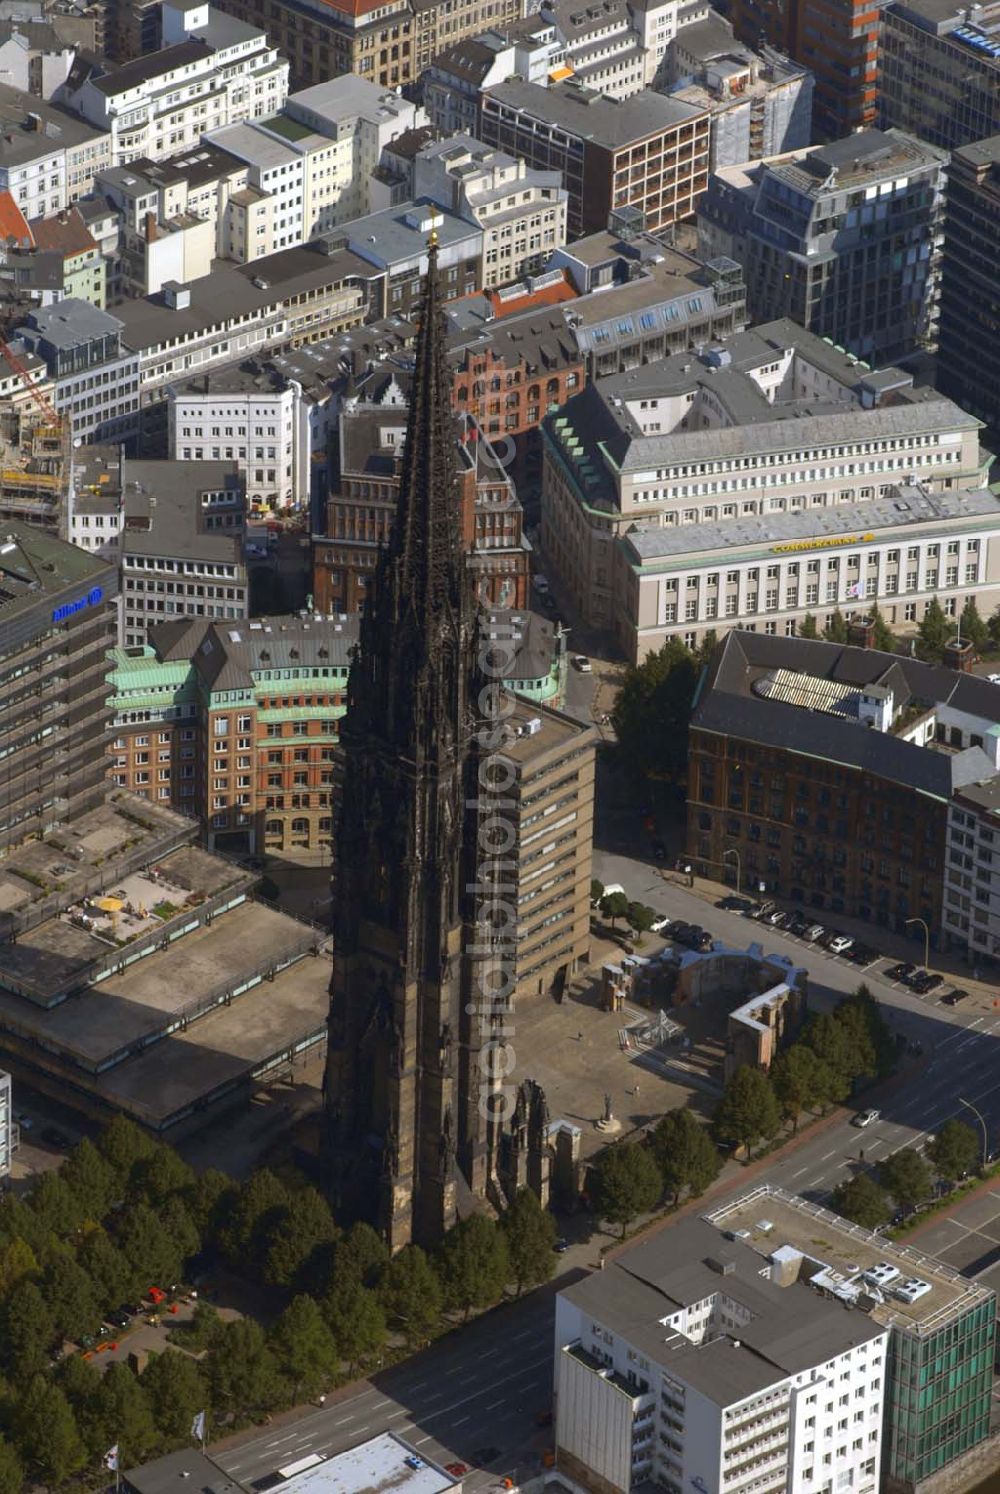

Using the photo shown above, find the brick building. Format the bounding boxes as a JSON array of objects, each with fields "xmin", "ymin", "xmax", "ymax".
[{"xmin": 686, "ymin": 630, "xmax": 1000, "ymax": 941}]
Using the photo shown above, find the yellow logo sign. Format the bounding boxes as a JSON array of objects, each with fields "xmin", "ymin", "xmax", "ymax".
[{"xmin": 772, "ymin": 532, "xmax": 875, "ymax": 555}]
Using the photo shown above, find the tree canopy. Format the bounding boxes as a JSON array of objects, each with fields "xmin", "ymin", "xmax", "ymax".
[
  {"xmin": 712, "ymin": 1066, "xmax": 781, "ymax": 1156},
  {"xmin": 611, "ymin": 638, "xmax": 700, "ymax": 782},
  {"xmin": 591, "ymin": 1142, "xmax": 662, "ymax": 1236}
]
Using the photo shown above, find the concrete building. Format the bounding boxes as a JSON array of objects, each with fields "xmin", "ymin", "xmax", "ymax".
[
  {"xmin": 0, "ymin": 81, "xmax": 111, "ymax": 218},
  {"xmin": 555, "ymin": 1212, "xmax": 889, "ymax": 1494},
  {"xmin": 479, "ymin": 77, "xmax": 711, "ymax": 237},
  {"xmin": 14, "ymin": 297, "xmax": 141, "ymax": 442},
  {"xmin": 421, "ymin": 19, "xmax": 566, "ymax": 137},
  {"xmin": 697, "ymin": 129, "xmax": 948, "ymax": 365},
  {"xmin": 725, "ymin": 0, "xmax": 880, "ymax": 139},
  {"xmin": 880, "ymin": 0, "xmax": 1000, "ymax": 152},
  {"xmin": 663, "ymin": 13, "xmax": 813, "ymax": 170},
  {"xmin": 937, "ymin": 135, "xmax": 1000, "ymax": 437},
  {"xmin": 945, "ymin": 777, "xmax": 1000, "ymax": 963},
  {"xmin": 122, "ymin": 1434, "xmax": 461, "ymax": 1494},
  {"xmin": 540, "ymin": 320, "xmax": 987, "ymax": 651},
  {"xmin": 688, "ymin": 630, "xmax": 1000, "ymax": 936},
  {"xmin": 57, "ymin": 1, "xmax": 288, "ymax": 166},
  {"xmin": 118, "ymin": 459, "xmax": 247, "ymax": 647},
  {"xmin": 28, "ymin": 204, "xmax": 104, "ymax": 305},
  {"xmin": 331, "ymin": 199, "xmax": 483, "ymax": 316},
  {"xmin": 541, "ymin": 0, "xmax": 660, "ymax": 98},
  {"xmin": 707, "ymin": 1188, "xmax": 996, "ymax": 1491},
  {"xmin": 0, "ymin": 16, "xmax": 76, "ymax": 99},
  {"xmin": 168, "ymin": 365, "xmax": 309, "ymax": 510},
  {"xmin": 413, "ymin": 135, "xmax": 568, "ymax": 287},
  {"xmin": 0, "ymin": 521, "xmax": 117, "ymax": 847}
]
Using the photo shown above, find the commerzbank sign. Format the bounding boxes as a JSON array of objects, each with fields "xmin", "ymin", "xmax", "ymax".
[
  {"xmin": 52, "ymin": 586, "xmax": 103, "ymax": 623},
  {"xmin": 772, "ymin": 532, "xmax": 875, "ymax": 555}
]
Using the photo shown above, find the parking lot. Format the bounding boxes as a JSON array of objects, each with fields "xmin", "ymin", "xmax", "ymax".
[{"xmin": 913, "ymin": 1187, "xmax": 1000, "ymax": 1285}]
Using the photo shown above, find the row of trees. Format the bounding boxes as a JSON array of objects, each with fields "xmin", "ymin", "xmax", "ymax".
[
  {"xmin": 832, "ymin": 1119, "xmax": 982, "ymax": 1231},
  {"xmin": 590, "ymin": 882, "xmax": 658, "ymax": 937},
  {"xmin": 0, "ymin": 1116, "xmax": 560, "ymax": 1486},
  {"xmin": 584, "ymin": 985, "xmax": 895, "ymax": 1240}
]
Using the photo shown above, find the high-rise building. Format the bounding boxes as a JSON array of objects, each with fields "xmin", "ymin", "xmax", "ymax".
[
  {"xmin": 937, "ymin": 135, "xmax": 1000, "ymax": 436},
  {"xmin": 324, "ymin": 238, "xmax": 596, "ymax": 1248},
  {"xmin": 697, "ymin": 129, "xmax": 947, "ymax": 364},
  {"xmin": 880, "ymin": 0, "xmax": 1000, "ymax": 152}
]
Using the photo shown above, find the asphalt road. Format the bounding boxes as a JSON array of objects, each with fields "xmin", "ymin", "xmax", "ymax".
[{"xmin": 213, "ymin": 1291, "xmax": 559, "ymax": 1491}]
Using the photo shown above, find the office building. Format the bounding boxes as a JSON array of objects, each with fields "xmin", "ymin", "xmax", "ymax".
[
  {"xmin": 14, "ymin": 298, "xmax": 141, "ymax": 443},
  {"xmin": 57, "ymin": 0, "xmax": 288, "ymax": 166},
  {"xmin": 707, "ymin": 1189, "xmax": 996, "ymax": 1491},
  {"xmin": 697, "ymin": 129, "xmax": 948, "ymax": 365},
  {"xmin": 541, "ymin": 320, "xmax": 986, "ymax": 649},
  {"xmin": 413, "ymin": 135, "xmax": 568, "ymax": 287},
  {"xmin": 0, "ymin": 523, "xmax": 117, "ymax": 849},
  {"xmin": 480, "ymin": 78, "xmax": 711, "ymax": 236},
  {"xmin": 688, "ymin": 630, "xmax": 1000, "ymax": 936},
  {"xmin": 663, "ymin": 14, "xmax": 813, "ymax": 170},
  {"xmin": 937, "ymin": 135, "xmax": 1000, "ymax": 436},
  {"xmin": 168, "ymin": 365, "xmax": 311, "ymax": 510},
  {"xmin": 542, "ymin": 0, "xmax": 666, "ymax": 98},
  {"xmin": 118, "ymin": 460, "xmax": 247, "ymax": 647},
  {"xmin": 123, "ymin": 1434, "xmax": 461, "ymax": 1494},
  {"xmin": 880, "ymin": 0, "xmax": 1000, "ymax": 152},
  {"xmin": 556, "ymin": 1211, "xmax": 888, "ymax": 1494},
  {"xmin": 0, "ymin": 81, "xmax": 111, "ymax": 218},
  {"xmin": 726, "ymin": 0, "xmax": 880, "ymax": 139},
  {"xmin": 329, "ymin": 199, "xmax": 483, "ymax": 317},
  {"xmin": 421, "ymin": 19, "xmax": 566, "ymax": 137}
]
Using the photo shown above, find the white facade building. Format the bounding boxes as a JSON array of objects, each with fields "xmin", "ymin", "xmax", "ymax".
[
  {"xmin": 540, "ymin": 320, "xmax": 989, "ymax": 650},
  {"xmin": 0, "ymin": 81, "xmax": 111, "ymax": 219},
  {"xmin": 555, "ymin": 1213, "xmax": 887, "ymax": 1494},
  {"xmin": 168, "ymin": 370, "xmax": 310, "ymax": 509},
  {"xmin": 412, "ymin": 135, "xmax": 567, "ymax": 287},
  {"xmin": 57, "ymin": 0, "xmax": 288, "ymax": 166},
  {"xmin": 0, "ymin": 1070, "xmax": 10, "ymax": 1178},
  {"xmin": 206, "ymin": 121, "xmax": 305, "ymax": 252}
]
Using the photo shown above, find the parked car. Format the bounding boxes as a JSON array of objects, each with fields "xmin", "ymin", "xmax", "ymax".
[
  {"xmin": 804, "ymin": 924, "xmax": 826, "ymax": 943},
  {"xmin": 989, "ymin": 673, "xmax": 1000, "ymax": 685},
  {"xmin": 748, "ymin": 900, "xmax": 775, "ymax": 921},
  {"xmin": 15, "ymin": 1113, "xmax": 33, "ymax": 1131},
  {"xmin": 650, "ymin": 914, "xmax": 671, "ymax": 934},
  {"xmin": 767, "ymin": 909, "xmax": 788, "ymax": 927},
  {"xmin": 553, "ymin": 1238, "xmax": 569, "ymax": 1254},
  {"xmin": 717, "ymin": 895, "xmax": 755, "ymax": 912},
  {"xmin": 901, "ymin": 967, "xmax": 929, "ymax": 988},
  {"xmin": 911, "ymin": 971, "xmax": 943, "ymax": 995},
  {"xmin": 885, "ymin": 962, "xmax": 916, "ymax": 983},
  {"xmin": 445, "ymin": 1465, "xmax": 469, "ymax": 1478},
  {"xmin": 942, "ymin": 987, "xmax": 969, "ymax": 1006},
  {"xmin": 572, "ymin": 654, "xmax": 592, "ymax": 673},
  {"xmin": 853, "ymin": 1109, "xmax": 881, "ymax": 1128},
  {"xmin": 787, "ymin": 912, "xmax": 810, "ymax": 936},
  {"xmin": 40, "ymin": 1127, "xmax": 70, "ymax": 1150},
  {"xmin": 846, "ymin": 942, "xmax": 876, "ymax": 966},
  {"xmin": 600, "ymin": 883, "xmax": 625, "ymax": 901},
  {"xmin": 652, "ymin": 839, "xmax": 667, "ymax": 861},
  {"xmin": 827, "ymin": 934, "xmax": 855, "ymax": 955}
]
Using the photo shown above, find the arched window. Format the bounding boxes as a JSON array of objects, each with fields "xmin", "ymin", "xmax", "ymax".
[{"xmin": 265, "ymin": 819, "xmax": 283, "ymax": 839}]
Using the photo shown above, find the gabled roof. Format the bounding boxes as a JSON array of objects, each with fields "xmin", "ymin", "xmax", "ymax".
[
  {"xmin": 29, "ymin": 205, "xmax": 95, "ymax": 257},
  {"xmin": 0, "ymin": 189, "xmax": 32, "ymax": 248}
]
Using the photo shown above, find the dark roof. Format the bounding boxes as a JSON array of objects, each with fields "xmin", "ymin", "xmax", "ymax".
[
  {"xmin": 121, "ymin": 1447, "xmax": 239, "ymax": 1494},
  {"xmin": 91, "ymin": 38, "xmax": 211, "ymax": 94},
  {"xmin": 693, "ymin": 631, "xmax": 1000, "ymax": 800}
]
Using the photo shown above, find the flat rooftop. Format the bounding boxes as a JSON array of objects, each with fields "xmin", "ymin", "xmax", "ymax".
[
  {"xmin": 502, "ymin": 695, "xmax": 598, "ymax": 765},
  {"xmin": 485, "ymin": 76, "xmax": 706, "ymax": 145},
  {"xmin": 0, "ymin": 519, "xmax": 109, "ymax": 620},
  {"xmin": 707, "ymin": 1186, "xmax": 994, "ymax": 1334},
  {"xmin": 273, "ymin": 1434, "xmax": 458, "ymax": 1494},
  {"xmin": 97, "ymin": 948, "xmax": 330, "ymax": 1128},
  {"xmin": 0, "ymin": 80, "xmax": 107, "ymax": 166}
]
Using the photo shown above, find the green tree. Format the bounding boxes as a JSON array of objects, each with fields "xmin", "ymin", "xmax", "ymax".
[
  {"xmin": 170, "ymin": 1301, "xmax": 222, "ymax": 1354},
  {"xmin": 769, "ymin": 1045, "xmax": 833, "ymax": 1132},
  {"xmin": 217, "ymin": 1169, "xmax": 290, "ymax": 1266},
  {"xmin": 379, "ymin": 1245, "xmax": 443, "ymax": 1347},
  {"xmin": 263, "ymin": 1186, "xmax": 338, "ymax": 1289},
  {"xmin": 823, "ymin": 608, "xmax": 848, "ymax": 643},
  {"xmin": 800, "ymin": 1013, "xmax": 854, "ymax": 1101},
  {"xmin": 52, "ymin": 1354, "xmax": 100, "ymax": 1446},
  {"xmin": 500, "ymin": 1188, "xmax": 556, "ymax": 1295},
  {"xmin": 989, "ymin": 604, "xmax": 1000, "ymax": 651},
  {"xmin": 590, "ymin": 879, "xmax": 604, "ymax": 905},
  {"xmin": 269, "ymin": 1295, "xmax": 341, "ymax": 1401},
  {"xmin": 89, "ymin": 1361, "xmax": 158, "ymax": 1465},
  {"xmin": 611, "ymin": 638, "xmax": 699, "ymax": 783},
  {"xmin": 333, "ymin": 1221, "xmax": 389, "ymax": 1291},
  {"xmin": 712, "ymin": 1066, "xmax": 781, "ymax": 1157},
  {"xmin": 961, "ymin": 595, "xmax": 989, "ymax": 652},
  {"xmin": 626, "ymin": 901, "xmax": 657, "ymax": 938},
  {"xmin": 591, "ymin": 1142, "xmax": 662, "ymax": 1236},
  {"xmin": 188, "ymin": 1168, "xmax": 238, "ymax": 1240},
  {"xmin": 599, "ymin": 890, "xmax": 629, "ymax": 928},
  {"xmin": 830, "ymin": 1173, "xmax": 891, "ymax": 1230},
  {"xmin": 839, "ymin": 985, "xmax": 895, "ymax": 1080},
  {"xmin": 868, "ymin": 601, "xmax": 896, "ymax": 654},
  {"xmin": 77, "ymin": 1228, "xmax": 136, "ymax": 1311},
  {"xmin": 129, "ymin": 1146, "xmax": 196, "ymax": 1210},
  {"xmin": 12, "ymin": 1376, "xmax": 86, "ymax": 1486},
  {"xmin": 97, "ymin": 1114, "xmax": 158, "ymax": 1191},
  {"xmin": 879, "ymin": 1148, "xmax": 934, "ymax": 1210},
  {"xmin": 0, "ymin": 1436, "xmax": 23, "ymax": 1494},
  {"xmin": 696, "ymin": 629, "xmax": 719, "ymax": 667},
  {"xmin": 321, "ymin": 1277, "xmax": 385, "ymax": 1374},
  {"xmin": 0, "ymin": 1280, "xmax": 56, "ymax": 1378},
  {"xmin": 438, "ymin": 1215, "xmax": 509, "ymax": 1320},
  {"xmin": 798, "ymin": 613, "xmax": 819, "ymax": 639},
  {"xmin": 207, "ymin": 1318, "xmax": 281, "ymax": 1421},
  {"xmin": 61, "ymin": 1138, "xmax": 117, "ymax": 1222},
  {"xmin": 141, "ymin": 1350, "xmax": 205, "ymax": 1451},
  {"xmin": 0, "ymin": 1194, "xmax": 50, "ymax": 1257},
  {"xmin": 917, "ymin": 595, "xmax": 950, "ymax": 662},
  {"xmin": 28, "ymin": 1170, "xmax": 84, "ymax": 1239},
  {"xmin": 119, "ymin": 1202, "xmax": 183, "ymax": 1290},
  {"xmin": 42, "ymin": 1250, "xmax": 102, "ymax": 1343},
  {"xmin": 649, "ymin": 1108, "xmax": 721, "ymax": 1204},
  {"xmin": 926, "ymin": 1118, "xmax": 980, "ymax": 1182},
  {"xmin": 0, "ymin": 1236, "xmax": 38, "ymax": 1296}
]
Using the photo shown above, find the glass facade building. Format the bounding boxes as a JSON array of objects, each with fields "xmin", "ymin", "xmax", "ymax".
[{"xmin": 884, "ymin": 1294, "xmax": 995, "ymax": 1487}]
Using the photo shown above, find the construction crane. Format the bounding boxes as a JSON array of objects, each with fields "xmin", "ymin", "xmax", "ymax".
[{"xmin": 0, "ymin": 316, "xmax": 61, "ymax": 427}]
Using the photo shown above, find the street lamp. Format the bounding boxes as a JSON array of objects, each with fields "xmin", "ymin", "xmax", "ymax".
[
  {"xmin": 905, "ymin": 916, "xmax": 930, "ymax": 972},
  {"xmin": 723, "ymin": 848, "xmax": 741, "ymax": 894},
  {"xmin": 959, "ymin": 1097, "xmax": 990, "ymax": 1171}
]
